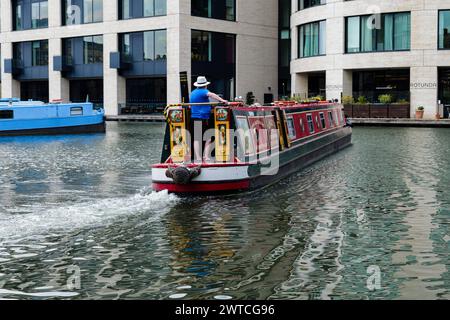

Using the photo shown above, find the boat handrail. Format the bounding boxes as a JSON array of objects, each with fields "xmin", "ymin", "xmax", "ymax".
[{"xmin": 167, "ymin": 102, "xmax": 230, "ymax": 107}]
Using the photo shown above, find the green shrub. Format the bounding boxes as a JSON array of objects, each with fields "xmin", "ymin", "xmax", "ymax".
[
  {"xmin": 357, "ymin": 96, "xmax": 368, "ymax": 104},
  {"xmin": 417, "ymin": 106, "xmax": 424, "ymax": 111},
  {"xmin": 342, "ymin": 95, "xmax": 354, "ymax": 105},
  {"xmin": 378, "ymin": 94, "xmax": 393, "ymax": 104},
  {"xmin": 396, "ymin": 98, "xmax": 409, "ymax": 104}
]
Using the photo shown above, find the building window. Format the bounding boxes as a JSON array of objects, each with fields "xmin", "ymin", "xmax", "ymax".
[
  {"xmin": 15, "ymin": 3, "xmax": 22, "ymax": 30},
  {"xmin": 63, "ymin": 0, "xmax": 102, "ymax": 25},
  {"xmin": 31, "ymin": 0, "xmax": 48, "ymax": 28},
  {"xmin": 32, "ymin": 40, "xmax": 48, "ymax": 66},
  {"xmin": 14, "ymin": 0, "xmax": 48, "ymax": 30},
  {"xmin": 298, "ymin": 0, "xmax": 325, "ymax": 11},
  {"xmin": 439, "ymin": 10, "xmax": 450, "ymax": 49},
  {"xmin": 298, "ymin": 20, "xmax": 326, "ymax": 58},
  {"xmin": 122, "ymin": 34, "xmax": 131, "ymax": 57},
  {"xmin": 144, "ymin": 0, "xmax": 167, "ymax": 17},
  {"xmin": 83, "ymin": 36, "xmax": 103, "ymax": 64},
  {"xmin": 192, "ymin": 30, "xmax": 212, "ymax": 62},
  {"xmin": 191, "ymin": 0, "xmax": 236, "ymax": 21},
  {"xmin": 143, "ymin": 30, "xmax": 167, "ymax": 61},
  {"xmin": 120, "ymin": 0, "xmax": 166, "ymax": 19},
  {"xmin": 345, "ymin": 12, "xmax": 410, "ymax": 53},
  {"xmin": 352, "ymin": 69, "xmax": 410, "ymax": 103},
  {"xmin": 83, "ymin": 0, "xmax": 103, "ymax": 23}
]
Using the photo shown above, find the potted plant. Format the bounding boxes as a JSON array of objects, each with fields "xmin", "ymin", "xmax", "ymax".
[
  {"xmin": 353, "ymin": 96, "xmax": 370, "ymax": 118},
  {"xmin": 390, "ymin": 98, "xmax": 410, "ymax": 119},
  {"xmin": 415, "ymin": 106, "xmax": 425, "ymax": 119},
  {"xmin": 342, "ymin": 95, "xmax": 354, "ymax": 118}
]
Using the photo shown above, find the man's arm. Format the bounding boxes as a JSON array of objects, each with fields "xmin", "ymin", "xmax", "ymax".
[{"xmin": 207, "ymin": 92, "xmax": 228, "ymax": 104}]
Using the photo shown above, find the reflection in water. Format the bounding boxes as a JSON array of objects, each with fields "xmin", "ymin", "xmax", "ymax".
[
  {"xmin": 0, "ymin": 124, "xmax": 449, "ymax": 299},
  {"xmin": 392, "ymin": 130, "xmax": 448, "ymax": 299}
]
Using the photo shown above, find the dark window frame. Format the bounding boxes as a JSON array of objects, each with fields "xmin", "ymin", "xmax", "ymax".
[
  {"xmin": 297, "ymin": 20, "xmax": 326, "ymax": 59},
  {"xmin": 70, "ymin": 106, "xmax": 84, "ymax": 115},
  {"xmin": 307, "ymin": 114, "xmax": 314, "ymax": 133},
  {"xmin": 297, "ymin": 0, "xmax": 325, "ymax": 12},
  {"xmin": 31, "ymin": 40, "xmax": 49, "ymax": 66},
  {"xmin": 0, "ymin": 110, "xmax": 14, "ymax": 119},
  {"xmin": 191, "ymin": 0, "xmax": 236, "ymax": 22},
  {"xmin": 118, "ymin": 0, "xmax": 167, "ymax": 20},
  {"xmin": 13, "ymin": 0, "xmax": 48, "ymax": 31},
  {"xmin": 438, "ymin": 9, "xmax": 450, "ymax": 50},
  {"xmin": 83, "ymin": 35, "xmax": 103, "ymax": 64},
  {"xmin": 345, "ymin": 11, "xmax": 411, "ymax": 54}
]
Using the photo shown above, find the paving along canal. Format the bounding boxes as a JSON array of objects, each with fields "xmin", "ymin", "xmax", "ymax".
[{"xmin": 0, "ymin": 122, "xmax": 449, "ymax": 299}]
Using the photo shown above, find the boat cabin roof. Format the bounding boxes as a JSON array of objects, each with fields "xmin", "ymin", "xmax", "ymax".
[{"xmin": 0, "ymin": 99, "xmax": 93, "ymax": 109}]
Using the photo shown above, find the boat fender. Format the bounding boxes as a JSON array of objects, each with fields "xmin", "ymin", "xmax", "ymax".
[
  {"xmin": 166, "ymin": 166, "xmax": 201, "ymax": 185},
  {"xmin": 345, "ymin": 118, "xmax": 353, "ymax": 128}
]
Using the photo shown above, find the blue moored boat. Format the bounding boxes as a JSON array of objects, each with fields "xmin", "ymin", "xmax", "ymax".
[{"xmin": 0, "ymin": 98, "xmax": 105, "ymax": 136}]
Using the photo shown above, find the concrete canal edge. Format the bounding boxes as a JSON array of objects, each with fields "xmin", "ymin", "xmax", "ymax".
[
  {"xmin": 106, "ymin": 115, "xmax": 165, "ymax": 122},
  {"xmin": 106, "ymin": 115, "xmax": 450, "ymax": 128},
  {"xmin": 350, "ymin": 118, "xmax": 450, "ymax": 128}
]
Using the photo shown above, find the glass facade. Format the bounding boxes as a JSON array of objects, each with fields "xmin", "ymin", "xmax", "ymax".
[
  {"xmin": 63, "ymin": 0, "xmax": 103, "ymax": 25},
  {"xmin": 70, "ymin": 79, "xmax": 104, "ymax": 106},
  {"xmin": 438, "ymin": 68, "xmax": 450, "ymax": 117},
  {"xmin": 14, "ymin": 0, "xmax": 48, "ymax": 30},
  {"xmin": 120, "ymin": 30, "xmax": 167, "ymax": 62},
  {"xmin": 120, "ymin": 0, "xmax": 166, "ymax": 20},
  {"xmin": 32, "ymin": 40, "xmax": 48, "ymax": 66},
  {"xmin": 144, "ymin": 30, "xmax": 167, "ymax": 60},
  {"xmin": 83, "ymin": 0, "xmax": 103, "ymax": 23},
  {"xmin": 126, "ymin": 78, "xmax": 167, "ymax": 105},
  {"xmin": 191, "ymin": 0, "xmax": 235, "ymax": 21},
  {"xmin": 279, "ymin": 0, "xmax": 291, "ymax": 98},
  {"xmin": 352, "ymin": 69, "xmax": 410, "ymax": 103},
  {"xmin": 298, "ymin": 0, "xmax": 325, "ymax": 11},
  {"xmin": 83, "ymin": 36, "xmax": 103, "ymax": 64},
  {"xmin": 31, "ymin": 0, "xmax": 48, "ymax": 28},
  {"xmin": 192, "ymin": 30, "xmax": 212, "ymax": 62},
  {"xmin": 21, "ymin": 81, "xmax": 49, "ymax": 102},
  {"xmin": 298, "ymin": 20, "xmax": 326, "ymax": 58},
  {"xmin": 439, "ymin": 10, "xmax": 450, "ymax": 49},
  {"xmin": 191, "ymin": 30, "xmax": 236, "ymax": 100},
  {"xmin": 346, "ymin": 12, "xmax": 411, "ymax": 53}
]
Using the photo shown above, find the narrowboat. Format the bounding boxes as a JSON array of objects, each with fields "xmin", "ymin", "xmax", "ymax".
[
  {"xmin": 0, "ymin": 98, "xmax": 105, "ymax": 136},
  {"xmin": 152, "ymin": 101, "xmax": 352, "ymax": 194}
]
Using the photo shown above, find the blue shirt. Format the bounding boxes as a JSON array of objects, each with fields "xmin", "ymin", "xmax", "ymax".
[{"xmin": 190, "ymin": 88, "xmax": 211, "ymax": 120}]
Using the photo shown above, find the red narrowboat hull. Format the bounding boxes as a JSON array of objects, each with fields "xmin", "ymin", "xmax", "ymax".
[{"xmin": 152, "ymin": 102, "xmax": 352, "ymax": 195}]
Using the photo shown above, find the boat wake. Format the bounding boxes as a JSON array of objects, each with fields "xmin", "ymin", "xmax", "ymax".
[{"xmin": 0, "ymin": 189, "xmax": 178, "ymax": 241}]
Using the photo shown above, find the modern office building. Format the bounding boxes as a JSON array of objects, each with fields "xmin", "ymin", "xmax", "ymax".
[
  {"xmin": 291, "ymin": 0, "xmax": 450, "ymax": 118},
  {"xmin": 2, "ymin": 1, "xmax": 450, "ymax": 119},
  {"xmin": 0, "ymin": 0, "xmax": 279, "ymax": 115}
]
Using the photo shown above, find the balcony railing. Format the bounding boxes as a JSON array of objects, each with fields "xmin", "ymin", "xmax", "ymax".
[{"xmin": 119, "ymin": 102, "xmax": 166, "ymax": 115}]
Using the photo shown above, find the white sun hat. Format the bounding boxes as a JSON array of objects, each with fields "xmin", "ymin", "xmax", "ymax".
[{"xmin": 194, "ymin": 76, "xmax": 211, "ymax": 87}]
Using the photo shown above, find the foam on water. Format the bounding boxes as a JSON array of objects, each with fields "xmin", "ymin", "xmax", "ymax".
[
  {"xmin": 0, "ymin": 190, "xmax": 178, "ymax": 241},
  {"xmin": 0, "ymin": 288, "xmax": 79, "ymax": 298}
]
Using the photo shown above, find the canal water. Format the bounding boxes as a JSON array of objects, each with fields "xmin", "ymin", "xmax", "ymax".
[{"xmin": 0, "ymin": 123, "xmax": 449, "ymax": 300}]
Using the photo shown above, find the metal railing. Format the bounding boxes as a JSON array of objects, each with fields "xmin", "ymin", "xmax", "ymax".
[{"xmin": 119, "ymin": 102, "xmax": 166, "ymax": 115}]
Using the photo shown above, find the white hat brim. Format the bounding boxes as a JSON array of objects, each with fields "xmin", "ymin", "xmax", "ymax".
[{"xmin": 194, "ymin": 82, "xmax": 211, "ymax": 87}]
